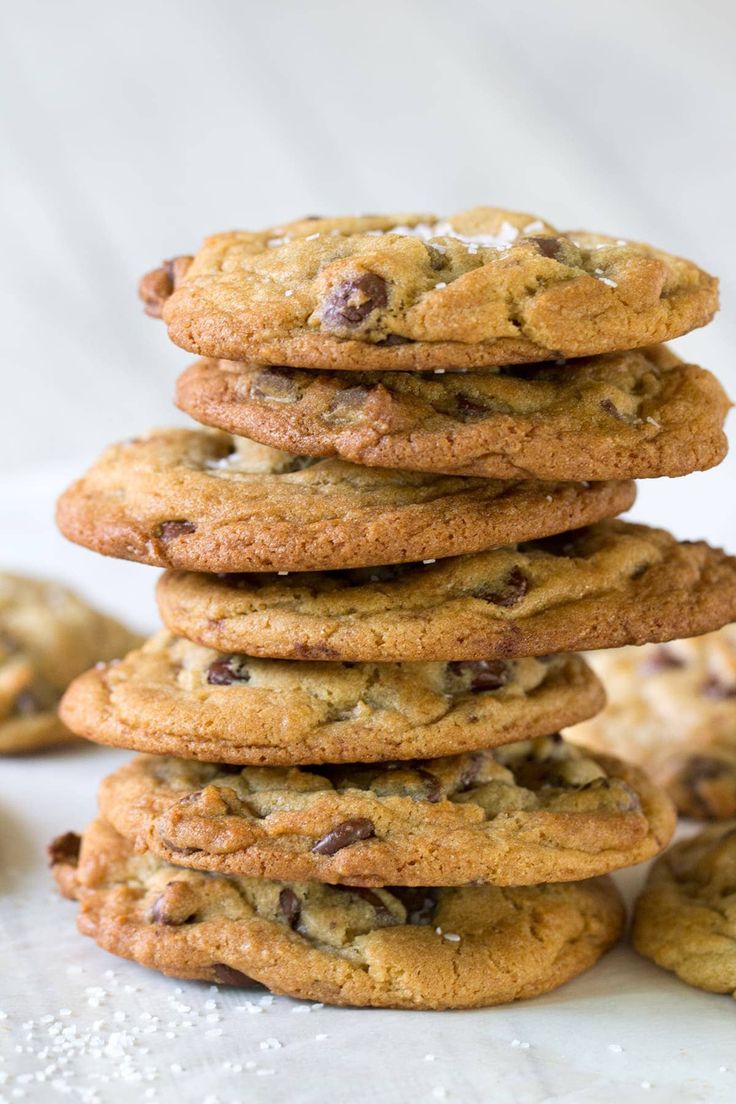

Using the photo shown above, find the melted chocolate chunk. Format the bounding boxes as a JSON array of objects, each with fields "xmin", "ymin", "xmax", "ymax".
[
  {"xmin": 448, "ymin": 659, "xmax": 512, "ymax": 692},
  {"xmin": 212, "ymin": 964, "xmax": 259, "ymax": 988},
  {"xmin": 312, "ymin": 818, "xmax": 375, "ymax": 856},
  {"xmin": 523, "ymin": 235, "xmax": 565, "ymax": 260},
  {"xmin": 457, "ymin": 753, "xmax": 485, "ymax": 792},
  {"xmin": 207, "ymin": 656, "xmax": 251, "ymax": 686},
  {"xmin": 476, "ymin": 566, "xmax": 529, "ymax": 608},
  {"xmin": 149, "ymin": 884, "xmax": 197, "ymax": 926},
  {"xmin": 278, "ymin": 888, "xmax": 301, "ymax": 930},
  {"xmin": 47, "ymin": 831, "xmax": 81, "ymax": 868},
  {"xmin": 414, "ymin": 767, "xmax": 443, "ymax": 803},
  {"xmin": 388, "ymin": 886, "xmax": 439, "ymax": 925},
  {"xmin": 701, "ymin": 677, "xmax": 736, "ymax": 700},
  {"xmin": 251, "ymin": 367, "xmax": 299, "ymax": 403},
  {"xmin": 15, "ymin": 690, "xmax": 40, "ymax": 716},
  {"xmin": 455, "ymin": 394, "xmax": 489, "ymax": 420},
  {"xmin": 377, "ymin": 333, "xmax": 412, "ymax": 346},
  {"xmin": 600, "ymin": 398, "xmax": 626, "ymax": 421},
  {"xmin": 321, "ymin": 273, "xmax": 388, "ymax": 329},
  {"xmin": 638, "ymin": 647, "xmax": 686, "ymax": 676}
]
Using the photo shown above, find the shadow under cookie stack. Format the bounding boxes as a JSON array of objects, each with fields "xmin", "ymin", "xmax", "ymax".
[{"xmin": 51, "ymin": 208, "xmax": 736, "ymax": 1010}]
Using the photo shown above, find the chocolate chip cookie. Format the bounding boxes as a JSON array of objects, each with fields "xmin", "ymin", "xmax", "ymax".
[
  {"xmin": 55, "ymin": 430, "xmax": 635, "ymax": 573},
  {"xmin": 0, "ymin": 573, "xmax": 140, "ymax": 754},
  {"xmin": 156, "ymin": 522, "xmax": 736, "ymax": 662},
  {"xmin": 139, "ymin": 208, "xmax": 717, "ymax": 371},
  {"xmin": 99, "ymin": 736, "xmax": 675, "ymax": 887},
  {"xmin": 59, "ymin": 633, "xmax": 603, "ymax": 764},
  {"xmin": 633, "ymin": 823, "xmax": 736, "ymax": 996},
  {"xmin": 567, "ymin": 625, "xmax": 736, "ymax": 819},
  {"xmin": 176, "ymin": 346, "xmax": 730, "ymax": 480},
  {"xmin": 51, "ymin": 818, "xmax": 625, "ymax": 1009}
]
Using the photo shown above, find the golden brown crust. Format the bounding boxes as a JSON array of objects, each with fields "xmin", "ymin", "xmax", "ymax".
[
  {"xmin": 99, "ymin": 738, "xmax": 675, "ymax": 887},
  {"xmin": 55, "ymin": 429, "xmax": 635, "ymax": 573},
  {"xmin": 59, "ymin": 634, "xmax": 604, "ymax": 764},
  {"xmin": 176, "ymin": 347, "xmax": 731, "ymax": 480},
  {"xmin": 567, "ymin": 627, "xmax": 736, "ymax": 819},
  {"xmin": 52, "ymin": 818, "xmax": 625, "ymax": 1009},
  {"xmin": 140, "ymin": 209, "xmax": 718, "ymax": 370},
  {"xmin": 156, "ymin": 522, "xmax": 736, "ymax": 662},
  {"xmin": 633, "ymin": 823, "xmax": 736, "ymax": 995}
]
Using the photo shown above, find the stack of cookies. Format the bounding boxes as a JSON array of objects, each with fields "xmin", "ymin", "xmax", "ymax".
[{"xmin": 51, "ymin": 208, "xmax": 736, "ymax": 1010}]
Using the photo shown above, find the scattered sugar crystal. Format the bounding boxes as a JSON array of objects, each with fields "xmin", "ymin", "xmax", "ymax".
[
  {"xmin": 443, "ymin": 933, "xmax": 461, "ymax": 943},
  {"xmin": 435, "ymin": 282, "xmax": 447, "ymax": 289}
]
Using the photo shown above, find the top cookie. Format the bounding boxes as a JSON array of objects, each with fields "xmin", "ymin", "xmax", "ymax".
[
  {"xmin": 139, "ymin": 208, "xmax": 718, "ymax": 371},
  {"xmin": 0, "ymin": 573, "xmax": 140, "ymax": 753},
  {"xmin": 55, "ymin": 431, "xmax": 634, "ymax": 573}
]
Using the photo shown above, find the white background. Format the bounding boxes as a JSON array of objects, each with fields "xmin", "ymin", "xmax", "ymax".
[{"xmin": 1, "ymin": 2, "xmax": 735, "ymax": 1102}]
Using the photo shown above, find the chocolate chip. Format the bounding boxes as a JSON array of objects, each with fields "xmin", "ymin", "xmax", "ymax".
[
  {"xmin": 207, "ymin": 656, "xmax": 251, "ymax": 686},
  {"xmin": 149, "ymin": 884, "xmax": 197, "ymax": 926},
  {"xmin": 476, "ymin": 566, "xmax": 529, "ymax": 608},
  {"xmin": 251, "ymin": 367, "xmax": 299, "ymax": 403},
  {"xmin": 337, "ymin": 885, "xmax": 395, "ymax": 921},
  {"xmin": 158, "ymin": 520, "xmax": 196, "ymax": 540},
  {"xmin": 47, "ymin": 831, "xmax": 81, "ymax": 868},
  {"xmin": 455, "ymin": 394, "xmax": 489, "ymax": 420},
  {"xmin": 534, "ymin": 529, "xmax": 589, "ymax": 558},
  {"xmin": 457, "ymin": 753, "xmax": 485, "ymax": 792},
  {"xmin": 377, "ymin": 333, "xmax": 412, "ymax": 346},
  {"xmin": 321, "ymin": 273, "xmax": 388, "ymax": 330},
  {"xmin": 522, "ymin": 236, "xmax": 565, "ymax": 260},
  {"xmin": 15, "ymin": 690, "xmax": 40, "ymax": 716},
  {"xmin": 701, "ymin": 677, "xmax": 736, "ymax": 700},
  {"xmin": 388, "ymin": 887, "xmax": 438, "ymax": 925},
  {"xmin": 138, "ymin": 256, "xmax": 192, "ymax": 318},
  {"xmin": 600, "ymin": 398, "xmax": 626, "ymax": 420},
  {"xmin": 165, "ymin": 255, "xmax": 193, "ymax": 285},
  {"xmin": 278, "ymin": 888, "xmax": 301, "ymax": 930},
  {"xmin": 161, "ymin": 838, "xmax": 201, "ymax": 857},
  {"xmin": 212, "ymin": 964, "xmax": 258, "ymax": 987},
  {"xmin": 312, "ymin": 818, "xmax": 375, "ymax": 856},
  {"xmin": 324, "ymin": 386, "xmax": 372, "ymax": 424},
  {"xmin": 412, "ymin": 767, "xmax": 443, "ymax": 803},
  {"xmin": 448, "ymin": 659, "xmax": 512, "ymax": 692},
  {"xmin": 426, "ymin": 245, "xmax": 447, "ymax": 271},
  {"xmin": 639, "ymin": 647, "xmax": 685, "ymax": 676}
]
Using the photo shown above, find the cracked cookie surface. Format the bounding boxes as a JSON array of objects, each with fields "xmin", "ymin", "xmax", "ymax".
[
  {"xmin": 99, "ymin": 735, "xmax": 675, "ymax": 887},
  {"xmin": 59, "ymin": 632, "xmax": 603, "ymax": 764},
  {"xmin": 567, "ymin": 626, "xmax": 736, "ymax": 819},
  {"xmin": 176, "ymin": 346, "xmax": 730, "ymax": 480},
  {"xmin": 139, "ymin": 207, "xmax": 718, "ymax": 371},
  {"xmin": 156, "ymin": 522, "xmax": 736, "ymax": 662},
  {"xmin": 51, "ymin": 818, "xmax": 625, "ymax": 1009},
  {"xmin": 55, "ymin": 430, "xmax": 635, "ymax": 573},
  {"xmin": 0, "ymin": 573, "xmax": 140, "ymax": 754},
  {"xmin": 633, "ymin": 823, "xmax": 736, "ymax": 996}
]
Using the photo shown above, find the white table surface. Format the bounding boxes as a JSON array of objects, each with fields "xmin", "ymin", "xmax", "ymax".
[{"xmin": 3, "ymin": 2, "xmax": 736, "ymax": 1100}]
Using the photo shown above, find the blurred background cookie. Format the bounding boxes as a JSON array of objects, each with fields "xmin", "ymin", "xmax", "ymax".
[
  {"xmin": 0, "ymin": 572, "xmax": 141, "ymax": 754},
  {"xmin": 566, "ymin": 625, "xmax": 736, "ymax": 818}
]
